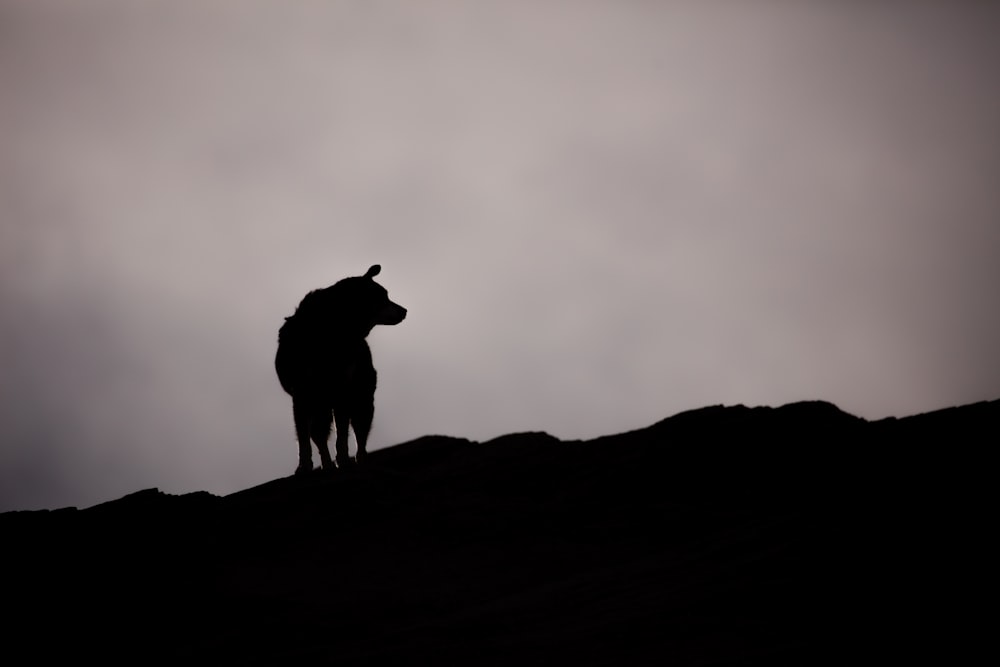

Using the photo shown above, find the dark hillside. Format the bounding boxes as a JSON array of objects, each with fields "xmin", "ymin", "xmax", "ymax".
[{"xmin": 3, "ymin": 399, "xmax": 996, "ymax": 665}]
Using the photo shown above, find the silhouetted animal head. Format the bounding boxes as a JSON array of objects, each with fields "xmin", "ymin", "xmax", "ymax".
[
  {"xmin": 287, "ymin": 264, "xmax": 407, "ymax": 339},
  {"xmin": 349, "ymin": 264, "xmax": 408, "ymax": 330}
]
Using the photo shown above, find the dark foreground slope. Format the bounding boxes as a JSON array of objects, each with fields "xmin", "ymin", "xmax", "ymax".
[{"xmin": 3, "ymin": 400, "xmax": 996, "ymax": 665}]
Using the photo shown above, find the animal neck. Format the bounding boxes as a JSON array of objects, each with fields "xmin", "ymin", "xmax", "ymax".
[{"xmin": 316, "ymin": 320, "xmax": 373, "ymax": 342}]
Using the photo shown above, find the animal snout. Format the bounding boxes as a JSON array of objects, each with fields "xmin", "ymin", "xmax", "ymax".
[{"xmin": 380, "ymin": 301, "xmax": 407, "ymax": 325}]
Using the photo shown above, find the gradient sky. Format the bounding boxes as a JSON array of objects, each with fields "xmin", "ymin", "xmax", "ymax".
[{"xmin": 2, "ymin": 1, "xmax": 998, "ymax": 511}]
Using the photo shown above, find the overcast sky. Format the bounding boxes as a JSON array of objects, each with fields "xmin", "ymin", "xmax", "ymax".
[{"xmin": 2, "ymin": 0, "xmax": 998, "ymax": 511}]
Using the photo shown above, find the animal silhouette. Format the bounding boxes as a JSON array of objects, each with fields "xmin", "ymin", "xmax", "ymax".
[{"xmin": 275, "ymin": 265, "xmax": 406, "ymax": 473}]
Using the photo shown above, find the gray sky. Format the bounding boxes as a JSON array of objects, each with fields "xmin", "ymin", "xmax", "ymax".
[{"xmin": 2, "ymin": 0, "xmax": 999, "ymax": 511}]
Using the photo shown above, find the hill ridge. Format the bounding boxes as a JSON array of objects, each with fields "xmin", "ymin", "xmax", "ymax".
[{"xmin": 2, "ymin": 398, "xmax": 996, "ymax": 664}]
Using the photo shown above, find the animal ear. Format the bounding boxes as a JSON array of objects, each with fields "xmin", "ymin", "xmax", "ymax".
[{"xmin": 364, "ymin": 265, "xmax": 381, "ymax": 279}]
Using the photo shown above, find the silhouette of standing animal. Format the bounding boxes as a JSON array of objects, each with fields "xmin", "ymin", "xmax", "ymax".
[{"xmin": 275, "ymin": 265, "xmax": 407, "ymax": 473}]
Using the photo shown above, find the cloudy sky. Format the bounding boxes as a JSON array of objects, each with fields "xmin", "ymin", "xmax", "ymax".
[{"xmin": 2, "ymin": 1, "xmax": 998, "ymax": 511}]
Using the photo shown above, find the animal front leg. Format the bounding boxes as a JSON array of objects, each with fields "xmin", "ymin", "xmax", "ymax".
[
  {"xmin": 352, "ymin": 400, "xmax": 374, "ymax": 464},
  {"xmin": 310, "ymin": 409, "xmax": 335, "ymax": 471},
  {"xmin": 333, "ymin": 409, "xmax": 352, "ymax": 468}
]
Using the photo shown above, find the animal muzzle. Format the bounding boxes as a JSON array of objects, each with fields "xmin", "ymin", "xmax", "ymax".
[{"xmin": 378, "ymin": 301, "xmax": 407, "ymax": 325}]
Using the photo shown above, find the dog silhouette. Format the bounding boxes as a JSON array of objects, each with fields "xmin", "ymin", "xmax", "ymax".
[{"xmin": 275, "ymin": 265, "xmax": 406, "ymax": 473}]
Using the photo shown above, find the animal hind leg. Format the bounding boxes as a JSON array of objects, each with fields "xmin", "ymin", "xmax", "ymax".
[{"xmin": 292, "ymin": 398, "xmax": 314, "ymax": 475}]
